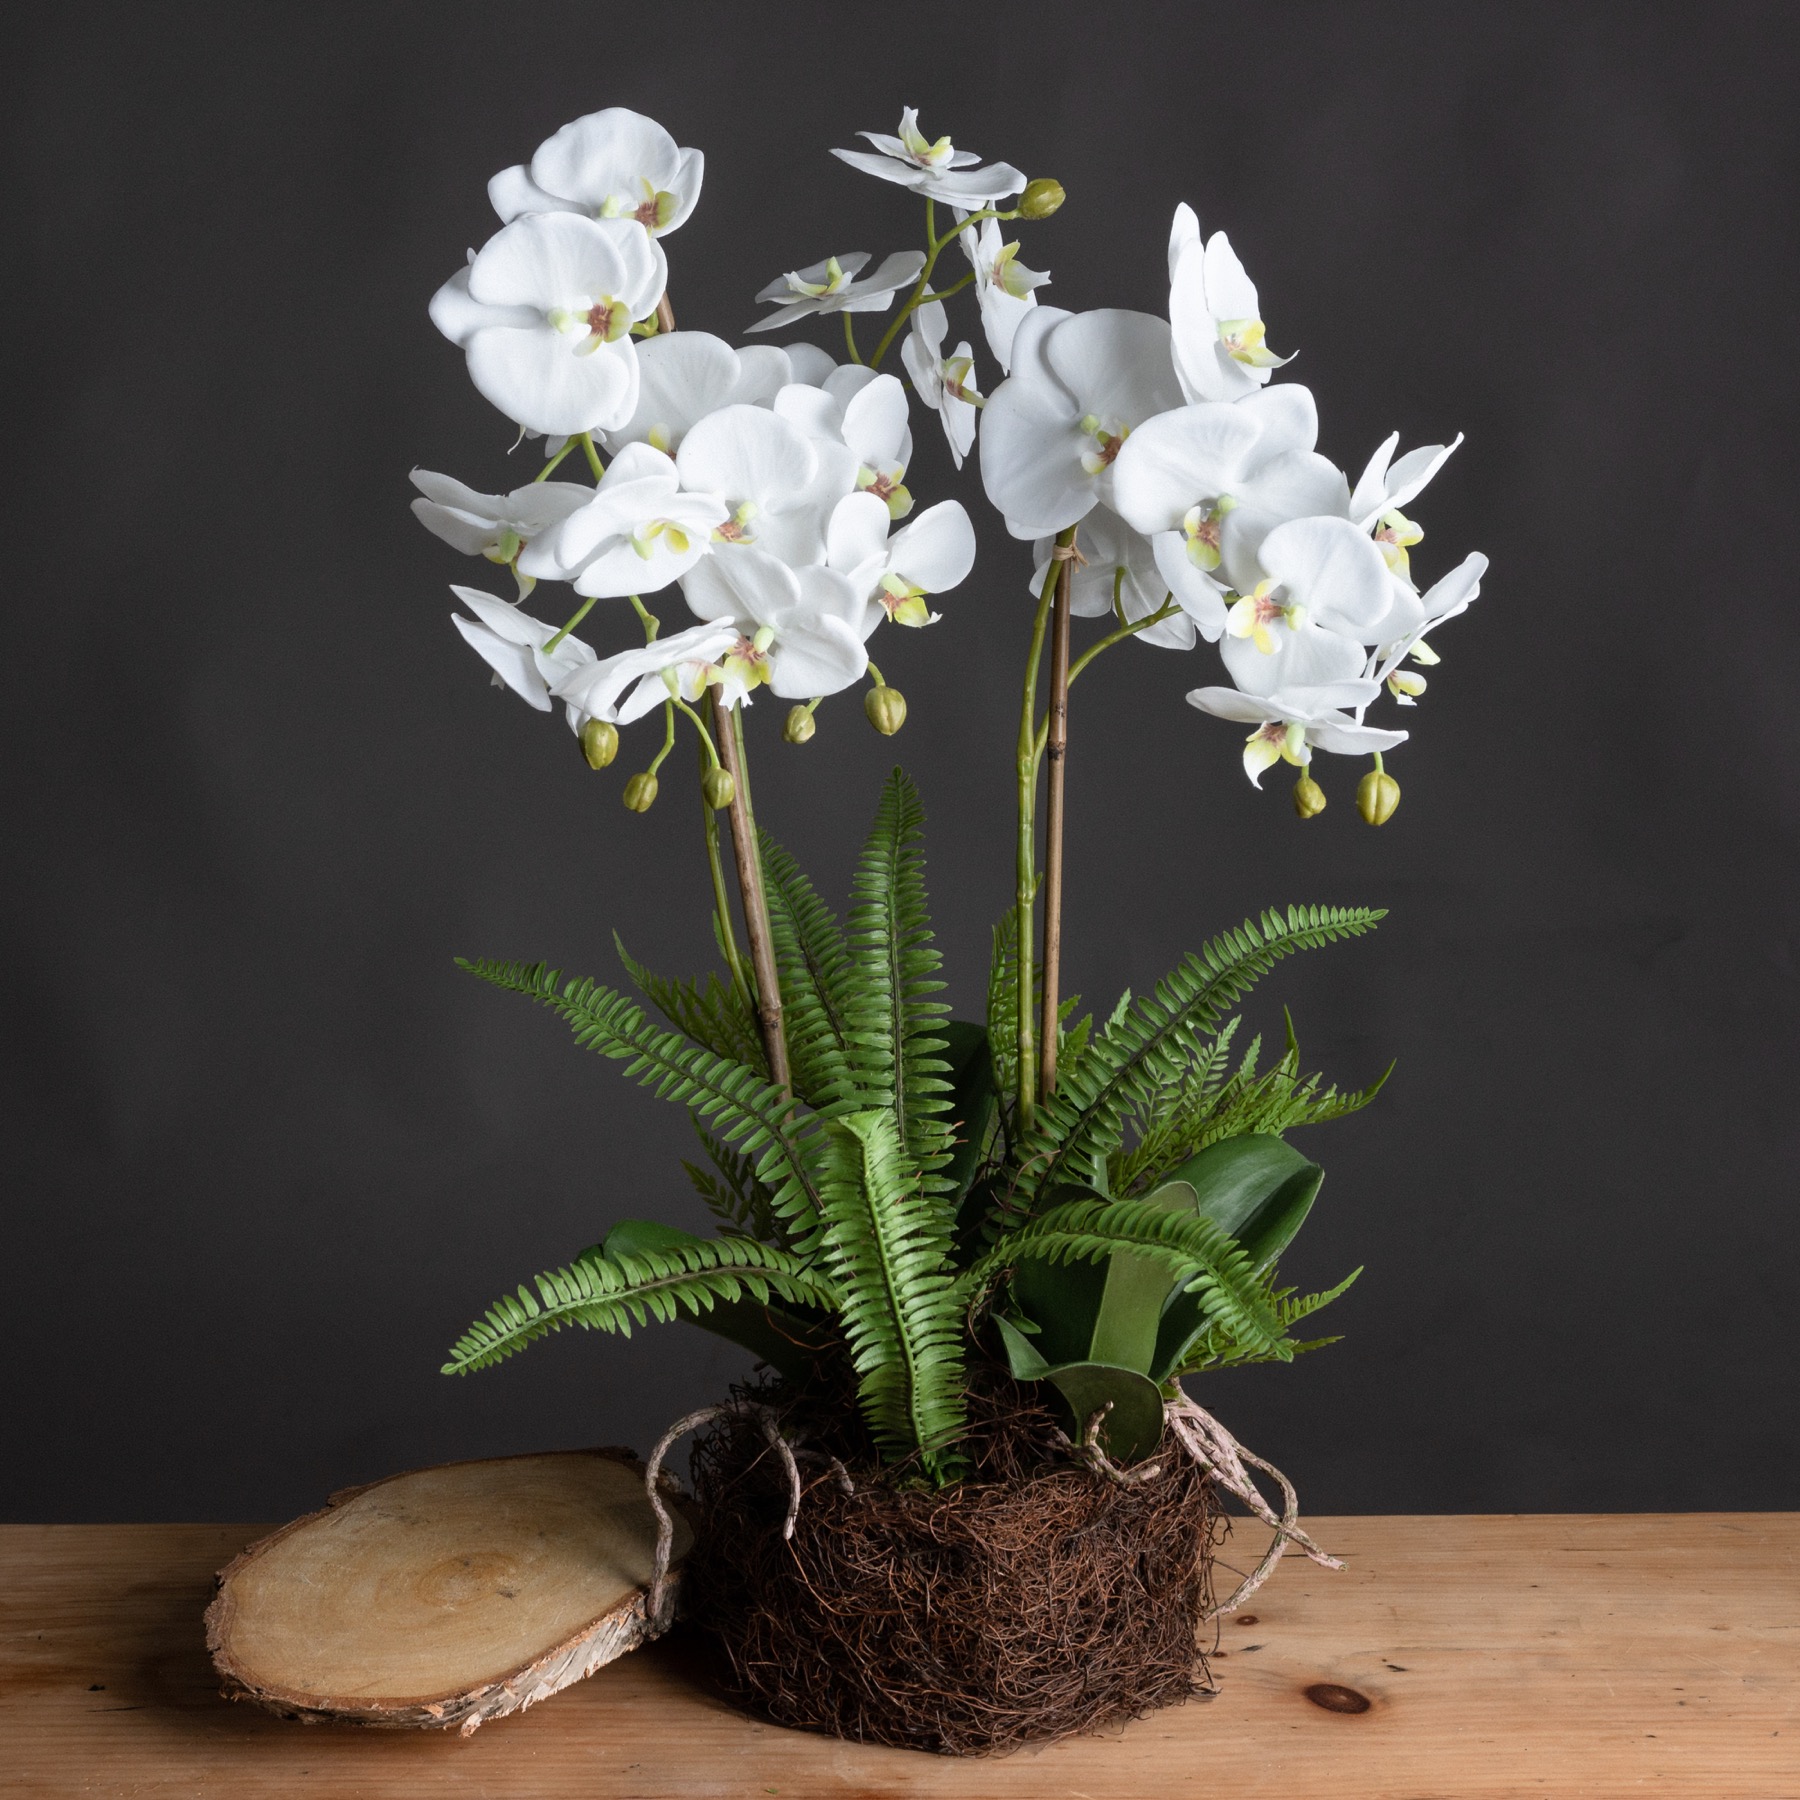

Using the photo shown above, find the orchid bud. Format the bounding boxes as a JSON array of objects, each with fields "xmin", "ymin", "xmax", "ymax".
[
  {"xmin": 701, "ymin": 765, "xmax": 735, "ymax": 810},
  {"xmin": 865, "ymin": 686, "xmax": 908, "ymax": 736},
  {"xmin": 623, "ymin": 772, "xmax": 659, "ymax": 813},
  {"xmin": 579, "ymin": 719, "xmax": 619, "ymax": 770},
  {"xmin": 1292, "ymin": 773, "xmax": 1327, "ymax": 819},
  {"xmin": 1356, "ymin": 769, "xmax": 1401, "ymax": 826},
  {"xmin": 1018, "ymin": 178, "xmax": 1066, "ymax": 220},
  {"xmin": 784, "ymin": 705, "xmax": 817, "ymax": 745}
]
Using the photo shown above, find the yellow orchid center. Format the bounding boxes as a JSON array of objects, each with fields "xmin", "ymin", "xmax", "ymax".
[
  {"xmin": 788, "ymin": 256, "xmax": 851, "ymax": 299},
  {"xmin": 1225, "ymin": 579, "xmax": 1304, "ymax": 654},
  {"xmin": 646, "ymin": 423, "xmax": 673, "ymax": 453},
  {"xmin": 879, "ymin": 573, "xmax": 935, "ymax": 628},
  {"xmin": 900, "ymin": 118, "xmax": 955, "ymax": 167},
  {"xmin": 857, "ymin": 463, "xmax": 914, "ymax": 520},
  {"xmin": 548, "ymin": 296, "xmax": 630, "ymax": 353},
  {"xmin": 1181, "ymin": 495, "xmax": 1237, "ymax": 571},
  {"xmin": 1217, "ymin": 317, "xmax": 1283, "ymax": 368},
  {"xmin": 1078, "ymin": 414, "xmax": 1128, "ymax": 476},
  {"xmin": 482, "ymin": 527, "xmax": 523, "ymax": 567},
  {"xmin": 1386, "ymin": 668, "xmax": 1427, "ymax": 703},
  {"xmin": 631, "ymin": 518, "xmax": 692, "ymax": 561},
  {"xmin": 1373, "ymin": 508, "xmax": 1423, "ymax": 578},
  {"xmin": 1409, "ymin": 638, "xmax": 1441, "ymax": 667},
  {"xmin": 712, "ymin": 501, "xmax": 758, "ymax": 545},
  {"xmin": 1243, "ymin": 719, "xmax": 1310, "ymax": 781},
  {"xmin": 943, "ymin": 355, "xmax": 980, "ymax": 403},
  {"xmin": 991, "ymin": 241, "xmax": 1034, "ymax": 299},
  {"xmin": 600, "ymin": 180, "xmax": 681, "ymax": 233},
  {"xmin": 723, "ymin": 627, "xmax": 776, "ymax": 691}
]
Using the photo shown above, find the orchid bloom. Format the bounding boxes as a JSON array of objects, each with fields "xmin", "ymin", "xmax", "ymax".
[
  {"xmin": 831, "ymin": 107, "xmax": 1026, "ymax": 207},
  {"xmin": 1030, "ymin": 507, "xmax": 1192, "ymax": 650},
  {"xmin": 603, "ymin": 333, "xmax": 794, "ymax": 456},
  {"xmin": 410, "ymin": 472, "xmax": 591, "ymax": 596},
  {"xmin": 979, "ymin": 308, "xmax": 1187, "ymax": 539},
  {"xmin": 1109, "ymin": 385, "xmax": 1349, "ymax": 638},
  {"xmin": 549, "ymin": 620, "xmax": 740, "ymax": 728},
  {"xmin": 959, "ymin": 215, "xmax": 1050, "ymax": 372},
  {"xmin": 429, "ymin": 214, "xmax": 660, "ymax": 435},
  {"xmin": 1347, "ymin": 429, "xmax": 1465, "ymax": 553},
  {"xmin": 1167, "ymin": 203, "xmax": 1293, "ymax": 405},
  {"xmin": 1365, "ymin": 552, "xmax": 1489, "ymax": 704},
  {"xmin": 518, "ymin": 443, "xmax": 727, "ymax": 598},
  {"xmin": 488, "ymin": 107, "xmax": 703, "ymax": 243},
  {"xmin": 1186, "ymin": 679, "xmax": 1407, "ymax": 785},
  {"xmin": 674, "ymin": 403, "xmax": 849, "ymax": 568},
  {"xmin": 680, "ymin": 547, "xmax": 869, "ymax": 700},
  {"xmin": 826, "ymin": 492, "xmax": 976, "ymax": 631},
  {"xmin": 449, "ymin": 586, "xmax": 594, "ymax": 717},
  {"xmin": 901, "ymin": 300, "xmax": 981, "ymax": 468},
  {"xmin": 772, "ymin": 367, "xmax": 914, "ymax": 518},
  {"xmin": 747, "ymin": 251, "xmax": 927, "ymax": 333},
  {"xmin": 1217, "ymin": 517, "xmax": 1393, "ymax": 696}
]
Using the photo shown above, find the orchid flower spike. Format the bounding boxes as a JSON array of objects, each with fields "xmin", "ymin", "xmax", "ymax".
[
  {"xmin": 1167, "ymin": 203, "xmax": 1293, "ymax": 405},
  {"xmin": 603, "ymin": 333, "xmax": 794, "ymax": 456},
  {"xmin": 1186, "ymin": 679, "xmax": 1407, "ymax": 785},
  {"xmin": 901, "ymin": 301, "xmax": 981, "ymax": 468},
  {"xmin": 747, "ymin": 251, "xmax": 926, "ymax": 333},
  {"xmin": 488, "ymin": 107, "xmax": 703, "ymax": 242},
  {"xmin": 410, "ymin": 472, "xmax": 592, "ymax": 597},
  {"xmin": 680, "ymin": 547, "xmax": 870, "ymax": 701},
  {"xmin": 449, "ymin": 586, "xmax": 595, "ymax": 719},
  {"xmin": 549, "ymin": 620, "xmax": 740, "ymax": 729},
  {"xmin": 832, "ymin": 108, "xmax": 1026, "ymax": 206},
  {"xmin": 1029, "ymin": 507, "xmax": 1193, "ymax": 650},
  {"xmin": 429, "ymin": 214, "xmax": 662, "ymax": 435},
  {"xmin": 826, "ymin": 492, "xmax": 976, "ymax": 632},
  {"xmin": 959, "ymin": 215, "xmax": 1050, "ymax": 373}
]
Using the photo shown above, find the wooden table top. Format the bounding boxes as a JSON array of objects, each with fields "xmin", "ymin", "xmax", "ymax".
[{"xmin": 2, "ymin": 1513, "xmax": 1794, "ymax": 1797}]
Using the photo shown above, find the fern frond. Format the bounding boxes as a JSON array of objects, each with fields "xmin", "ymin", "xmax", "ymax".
[
  {"xmin": 683, "ymin": 1116, "xmax": 784, "ymax": 1245},
  {"xmin": 815, "ymin": 1108, "xmax": 967, "ymax": 1470},
  {"xmin": 758, "ymin": 830, "xmax": 859, "ymax": 1111},
  {"xmin": 986, "ymin": 907, "xmax": 1020, "ymax": 1126},
  {"xmin": 1006, "ymin": 906, "xmax": 1382, "ymax": 1222},
  {"xmin": 442, "ymin": 1236, "xmax": 838, "ymax": 1373},
  {"xmin": 843, "ymin": 770, "xmax": 954, "ymax": 1178},
  {"xmin": 456, "ymin": 958, "xmax": 825, "ymax": 1239},
  {"xmin": 1167, "ymin": 1264, "xmax": 1361, "ymax": 1376},
  {"xmin": 614, "ymin": 935, "xmax": 768, "ymax": 1075},
  {"xmin": 966, "ymin": 1195, "xmax": 1289, "ymax": 1358}
]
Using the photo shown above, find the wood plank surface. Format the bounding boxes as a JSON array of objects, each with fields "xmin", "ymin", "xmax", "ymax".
[{"xmin": 1, "ymin": 1514, "xmax": 1794, "ymax": 1797}]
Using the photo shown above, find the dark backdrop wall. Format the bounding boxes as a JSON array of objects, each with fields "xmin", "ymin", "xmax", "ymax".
[{"xmin": 8, "ymin": 1, "xmax": 1797, "ymax": 1522}]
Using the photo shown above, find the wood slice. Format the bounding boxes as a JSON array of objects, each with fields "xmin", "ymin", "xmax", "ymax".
[{"xmin": 205, "ymin": 1447, "xmax": 692, "ymax": 1736}]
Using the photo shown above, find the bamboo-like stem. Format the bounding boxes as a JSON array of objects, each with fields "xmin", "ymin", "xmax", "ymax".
[
  {"xmin": 655, "ymin": 291, "xmax": 676, "ymax": 334},
  {"xmin": 1039, "ymin": 543, "xmax": 1075, "ymax": 1099},
  {"xmin": 711, "ymin": 691, "xmax": 790, "ymax": 1093},
  {"xmin": 699, "ymin": 732, "xmax": 753, "ymax": 1010},
  {"xmin": 1014, "ymin": 527, "xmax": 1073, "ymax": 1126}
]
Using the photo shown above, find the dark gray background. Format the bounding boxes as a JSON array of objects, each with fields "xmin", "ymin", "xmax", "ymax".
[{"xmin": 9, "ymin": 1, "xmax": 1796, "ymax": 1522}]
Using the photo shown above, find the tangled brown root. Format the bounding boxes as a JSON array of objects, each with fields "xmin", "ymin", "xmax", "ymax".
[{"xmin": 682, "ymin": 1368, "xmax": 1223, "ymax": 1756}]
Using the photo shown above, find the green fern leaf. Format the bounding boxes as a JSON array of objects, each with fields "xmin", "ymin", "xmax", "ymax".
[
  {"xmin": 758, "ymin": 830, "xmax": 859, "ymax": 1110},
  {"xmin": 682, "ymin": 1116, "xmax": 785, "ymax": 1245},
  {"xmin": 614, "ymin": 935, "xmax": 768, "ymax": 1075},
  {"xmin": 442, "ymin": 1235, "xmax": 838, "ymax": 1373}
]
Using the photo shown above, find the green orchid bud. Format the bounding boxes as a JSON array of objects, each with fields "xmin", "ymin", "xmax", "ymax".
[
  {"xmin": 1292, "ymin": 773, "xmax": 1327, "ymax": 819},
  {"xmin": 1356, "ymin": 769, "xmax": 1401, "ymax": 826},
  {"xmin": 701, "ymin": 765, "xmax": 736, "ymax": 810},
  {"xmin": 1018, "ymin": 178, "xmax": 1066, "ymax": 220},
  {"xmin": 865, "ymin": 685, "xmax": 908, "ymax": 736},
  {"xmin": 623, "ymin": 772, "xmax": 659, "ymax": 813},
  {"xmin": 783, "ymin": 705, "xmax": 817, "ymax": 745},
  {"xmin": 579, "ymin": 719, "xmax": 619, "ymax": 770}
]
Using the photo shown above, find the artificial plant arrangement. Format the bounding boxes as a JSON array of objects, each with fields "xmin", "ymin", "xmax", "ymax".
[{"xmin": 415, "ymin": 103, "xmax": 1488, "ymax": 1754}]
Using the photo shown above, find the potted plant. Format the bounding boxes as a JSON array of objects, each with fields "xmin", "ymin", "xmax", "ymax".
[{"xmin": 416, "ymin": 101, "xmax": 1487, "ymax": 1754}]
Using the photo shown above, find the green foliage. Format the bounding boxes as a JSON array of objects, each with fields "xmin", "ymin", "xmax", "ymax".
[
  {"xmin": 1166, "ymin": 1266, "xmax": 1362, "ymax": 1378},
  {"xmin": 757, "ymin": 831, "xmax": 857, "ymax": 1110},
  {"xmin": 442, "ymin": 1233, "xmax": 837, "ymax": 1374},
  {"xmin": 614, "ymin": 934, "xmax": 767, "ymax": 1076},
  {"xmin": 682, "ymin": 1118, "xmax": 784, "ymax": 1246}
]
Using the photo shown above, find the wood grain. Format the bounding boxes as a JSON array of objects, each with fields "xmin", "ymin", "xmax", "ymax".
[{"xmin": 2, "ymin": 1513, "xmax": 1795, "ymax": 1796}]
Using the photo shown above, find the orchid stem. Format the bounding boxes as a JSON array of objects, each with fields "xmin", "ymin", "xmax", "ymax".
[
  {"xmin": 697, "ymin": 722, "xmax": 753, "ymax": 1010},
  {"xmin": 1039, "ymin": 534, "xmax": 1076, "ymax": 1101},
  {"xmin": 628, "ymin": 594, "xmax": 661, "ymax": 643},
  {"xmin": 533, "ymin": 440, "xmax": 578, "ymax": 482},
  {"xmin": 869, "ymin": 196, "xmax": 950, "ymax": 370},
  {"xmin": 843, "ymin": 312, "xmax": 863, "ymax": 364},
  {"xmin": 711, "ymin": 692, "xmax": 791, "ymax": 1093},
  {"xmin": 647, "ymin": 700, "xmax": 677, "ymax": 777},
  {"xmin": 579, "ymin": 431, "xmax": 605, "ymax": 481},
  {"xmin": 542, "ymin": 594, "xmax": 597, "ymax": 655},
  {"xmin": 1030, "ymin": 599, "xmax": 1182, "ymax": 769}
]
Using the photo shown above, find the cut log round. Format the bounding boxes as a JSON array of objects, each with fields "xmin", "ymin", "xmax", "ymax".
[{"xmin": 205, "ymin": 1447, "xmax": 691, "ymax": 1736}]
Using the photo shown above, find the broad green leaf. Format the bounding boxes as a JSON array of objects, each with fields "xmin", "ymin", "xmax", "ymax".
[
  {"xmin": 1006, "ymin": 1182, "xmax": 1110, "ymax": 1367},
  {"xmin": 939, "ymin": 1019, "xmax": 995, "ymax": 1203},
  {"xmin": 1087, "ymin": 1180, "xmax": 1196, "ymax": 1373},
  {"xmin": 1041, "ymin": 1362, "xmax": 1168, "ymax": 1464}
]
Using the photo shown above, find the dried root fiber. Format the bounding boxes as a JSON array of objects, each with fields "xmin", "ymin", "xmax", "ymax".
[{"xmin": 682, "ymin": 1373, "xmax": 1223, "ymax": 1756}]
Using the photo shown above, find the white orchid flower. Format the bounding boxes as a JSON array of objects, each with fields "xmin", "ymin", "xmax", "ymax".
[
  {"xmin": 832, "ymin": 107, "xmax": 1025, "ymax": 207},
  {"xmin": 675, "ymin": 403, "xmax": 849, "ymax": 568},
  {"xmin": 747, "ymin": 251, "xmax": 927, "ymax": 333},
  {"xmin": 410, "ymin": 472, "xmax": 592, "ymax": 597},
  {"xmin": 979, "ymin": 308, "xmax": 1187, "ymax": 539},
  {"xmin": 778, "ymin": 342, "xmax": 840, "ymax": 387},
  {"xmin": 772, "ymin": 367, "xmax": 914, "ymax": 516},
  {"xmin": 1347, "ymin": 431, "xmax": 1465, "ymax": 535},
  {"xmin": 519, "ymin": 443, "xmax": 727, "ymax": 597},
  {"xmin": 1030, "ymin": 507, "xmax": 1191, "ymax": 649},
  {"xmin": 1217, "ymin": 516, "xmax": 1393, "ymax": 695},
  {"xmin": 603, "ymin": 333, "xmax": 793, "ymax": 456},
  {"xmin": 449, "ymin": 586, "xmax": 594, "ymax": 715},
  {"xmin": 1167, "ymin": 203, "xmax": 1293, "ymax": 405},
  {"xmin": 959, "ymin": 215, "xmax": 1049, "ymax": 373},
  {"xmin": 549, "ymin": 620, "xmax": 740, "ymax": 728},
  {"xmin": 429, "ymin": 214, "xmax": 661, "ymax": 436},
  {"xmin": 1365, "ymin": 551, "xmax": 1489, "ymax": 704},
  {"xmin": 1110, "ymin": 387, "xmax": 1349, "ymax": 637},
  {"xmin": 901, "ymin": 301, "xmax": 981, "ymax": 468},
  {"xmin": 488, "ymin": 108, "xmax": 703, "ymax": 243},
  {"xmin": 827, "ymin": 493, "xmax": 976, "ymax": 631},
  {"xmin": 680, "ymin": 547, "xmax": 868, "ymax": 700},
  {"xmin": 1186, "ymin": 679, "xmax": 1407, "ymax": 785}
]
